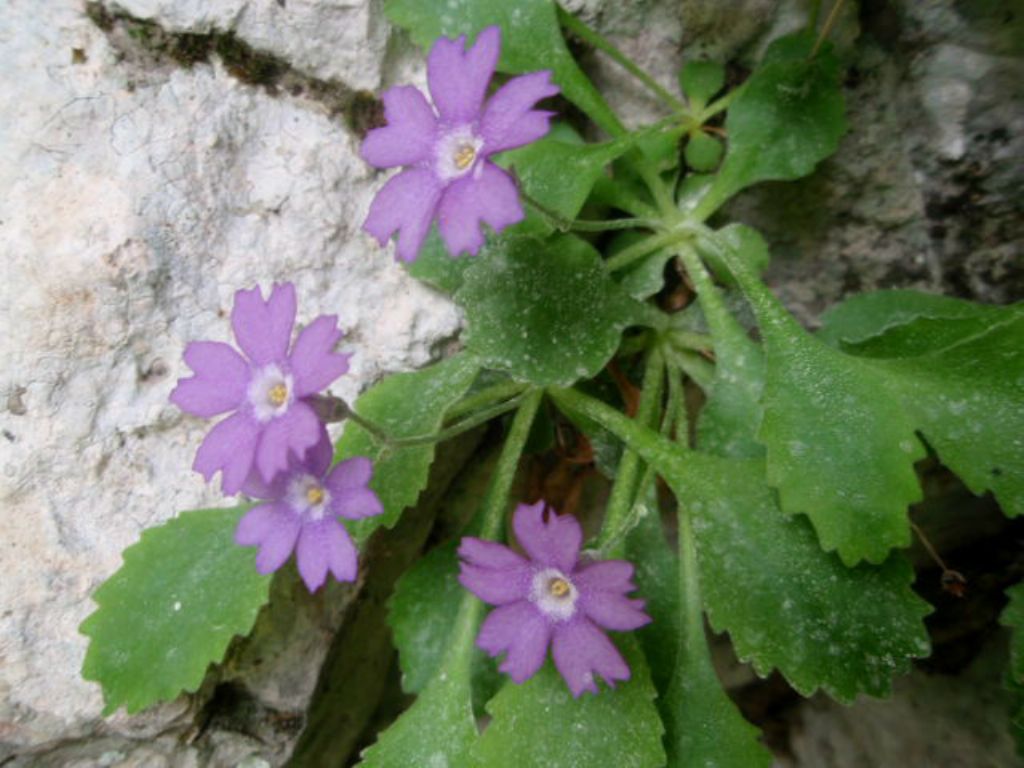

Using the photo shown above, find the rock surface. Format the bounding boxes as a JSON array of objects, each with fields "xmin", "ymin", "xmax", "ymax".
[
  {"xmin": 1, "ymin": 0, "xmax": 1021, "ymax": 765},
  {"xmin": 0, "ymin": 0, "xmax": 457, "ymax": 761}
]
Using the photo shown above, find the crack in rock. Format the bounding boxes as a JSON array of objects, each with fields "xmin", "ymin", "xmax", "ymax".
[{"xmin": 84, "ymin": 1, "xmax": 384, "ymax": 137}]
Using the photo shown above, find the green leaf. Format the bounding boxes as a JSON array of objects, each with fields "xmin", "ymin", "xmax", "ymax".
[
  {"xmin": 625, "ymin": 488, "xmax": 679, "ymax": 695},
  {"xmin": 665, "ymin": 510, "xmax": 771, "ymax": 767},
  {"xmin": 385, "ymin": 0, "xmax": 622, "ymax": 135},
  {"xmin": 724, "ymin": 268, "xmax": 927, "ymax": 565},
  {"xmin": 457, "ymin": 234, "xmax": 647, "ymax": 386},
  {"xmin": 818, "ymin": 289, "xmax": 1020, "ymax": 357},
  {"xmin": 695, "ymin": 31, "xmax": 846, "ymax": 219},
  {"xmin": 335, "ymin": 354, "xmax": 480, "ymax": 545},
  {"xmin": 80, "ymin": 506, "xmax": 271, "ymax": 715},
  {"xmin": 819, "ymin": 292, "xmax": 1024, "ymax": 518},
  {"xmin": 357, "ymin": 663, "xmax": 479, "ymax": 768},
  {"xmin": 689, "ymin": 459, "xmax": 932, "ymax": 702},
  {"xmin": 684, "ymin": 131, "xmax": 724, "ymax": 172},
  {"xmin": 877, "ymin": 314, "xmax": 1024, "ymax": 519},
  {"xmin": 404, "ymin": 228, "xmax": 475, "ymax": 295},
  {"xmin": 1002, "ymin": 581, "xmax": 1024, "ymax": 683},
  {"xmin": 693, "ymin": 305, "xmax": 764, "ymax": 459},
  {"xmin": 679, "ymin": 60, "xmax": 725, "ymax": 106},
  {"xmin": 470, "ymin": 639, "xmax": 666, "ymax": 768},
  {"xmin": 389, "ymin": 541, "xmax": 501, "ymax": 706},
  {"xmin": 499, "ymin": 126, "xmax": 632, "ymax": 235},
  {"xmin": 1003, "ymin": 582, "xmax": 1024, "ymax": 755},
  {"xmin": 681, "ymin": 241, "xmax": 764, "ymax": 459}
]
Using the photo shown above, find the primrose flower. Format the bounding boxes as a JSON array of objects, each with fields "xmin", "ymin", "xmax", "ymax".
[
  {"xmin": 361, "ymin": 26, "xmax": 559, "ymax": 262},
  {"xmin": 235, "ymin": 427, "xmax": 383, "ymax": 591},
  {"xmin": 170, "ymin": 283, "xmax": 350, "ymax": 495},
  {"xmin": 458, "ymin": 501, "xmax": 651, "ymax": 697}
]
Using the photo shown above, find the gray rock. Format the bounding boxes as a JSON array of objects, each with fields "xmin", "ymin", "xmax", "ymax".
[{"xmin": 0, "ymin": 0, "xmax": 456, "ymax": 760}]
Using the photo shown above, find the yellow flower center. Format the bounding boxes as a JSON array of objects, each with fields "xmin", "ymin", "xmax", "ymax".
[
  {"xmin": 306, "ymin": 485, "xmax": 325, "ymax": 506},
  {"xmin": 453, "ymin": 143, "xmax": 477, "ymax": 170},
  {"xmin": 548, "ymin": 577, "xmax": 572, "ymax": 599},
  {"xmin": 268, "ymin": 383, "xmax": 288, "ymax": 407}
]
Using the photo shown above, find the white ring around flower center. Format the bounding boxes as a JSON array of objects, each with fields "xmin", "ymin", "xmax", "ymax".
[
  {"xmin": 529, "ymin": 568, "xmax": 579, "ymax": 622},
  {"xmin": 248, "ymin": 364, "xmax": 294, "ymax": 422},
  {"xmin": 287, "ymin": 473, "xmax": 332, "ymax": 522},
  {"xmin": 436, "ymin": 126, "xmax": 484, "ymax": 182}
]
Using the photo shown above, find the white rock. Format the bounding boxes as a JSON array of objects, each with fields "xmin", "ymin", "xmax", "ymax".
[{"xmin": 0, "ymin": 0, "xmax": 457, "ymax": 753}]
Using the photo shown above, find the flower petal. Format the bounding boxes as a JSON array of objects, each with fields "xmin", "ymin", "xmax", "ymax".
[
  {"xmin": 436, "ymin": 162, "xmax": 523, "ymax": 256},
  {"xmin": 193, "ymin": 411, "xmax": 261, "ymax": 495},
  {"xmin": 231, "ymin": 283, "xmax": 296, "ymax": 366},
  {"xmin": 170, "ymin": 341, "xmax": 249, "ymax": 418},
  {"xmin": 330, "ymin": 487, "xmax": 384, "ymax": 520},
  {"xmin": 289, "ymin": 315, "xmax": 351, "ymax": 397},
  {"xmin": 361, "ymin": 85, "xmax": 439, "ymax": 168},
  {"xmin": 578, "ymin": 589, "xmax": 650, "ymax": 631},
  {"xmin": 325, "ymin": 455, "xmax": 373, "ymax": 491},
  {"xmin": 572, "ymin": 560, "xmax": 637, "ymax": 594},
  {"xmin": 551, "ymin": 618, "xmax": 630, "ymax": 697},
  {"xmin": 477, "ymin": 601, "xmax": 551, "ymax": 684},
  {"xmin": 458, "ymin": 537, "xmax": 528, "ymax": 571},
  {"xmin": 296, "ymin": 521, "xmax": 329, "ymax": 592},
  {"xmin": 253, "ymin": 511, "xmax": 302, "ymax": 575},
  {"xmin": 324, "ymin": 520, "xmax": 359, "ymax": 582},
  {"xmin": 459, "ymin": 562, "xmax": 530, "ymax": 605},
  {"xmin": 512, "ymin": 501, "xmax": 582, "ymax": 572},
  {"xmin": 427, "ymin": 26, "xmax": 500, "ymax": 125},
  {"xmin": 363, "ymin": 168, "xmax": 442, "ymax": 262},
  {"xmin": 235, "ymin": 501, "xmax": 290, "ymax": 546},
  {"xmin": 300, "ymin": 423, "xmax": 334, "ymax": 478},
  {"xmin": 255, "ymin": 400, "xmax": 322, "ymax": 483},
  {"xmin": 481, "ymin": 71, "xmax": 559, "ymax": 154}
]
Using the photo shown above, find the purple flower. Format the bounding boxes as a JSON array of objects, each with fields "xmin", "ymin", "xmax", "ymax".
[
  {"xmin": 361, "ymin": 26, "xmax": 559, "ymax": 262},
  {"xmin": 235, "ymin": 426, "xmax": 384, "ymax": 591},
  {"xmin": 458, "ymin": 501, "xmax": 651, "ymax": 697},
  {"xmin": 170, "ymin": 283, "xmax": 350, "ymax": 495}
]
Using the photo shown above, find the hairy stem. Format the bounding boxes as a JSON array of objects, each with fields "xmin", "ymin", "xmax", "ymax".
[
  {"xmin": 599, "ymin": 349, "xmax": 665, "ymax": 552},
  {"xmin": 522, "ymin": 189, "xmax": 659, "ymax": 232},
  {"xmin": 605, "ymin": 229, "xmax": 691, "ymax": 273},
  {"xmin": 446, "ymin": 381, "xmax": 527, "ymax": 422}
]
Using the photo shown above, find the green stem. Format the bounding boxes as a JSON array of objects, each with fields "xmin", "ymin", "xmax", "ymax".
[
  {"xmin": 445, "ymin": 381, "xmax": 527, "ymax": 422},
  {"xmin": 388, "ymin": 395, "xmax": 525, "ymax": 448},
  {"xmin": 675, "ymin": 243, "xmax": 739, "ymax": 343},
  {"xmin": 605, "ymin": 229, "xmax": 691, "ymax": 273},
  {"xmin": 668, "ymin": 328, "xmax": 713, "ymax": 352},
  {"xmin": 598, "ymin": 355, "xmax": 683, "ymax": 556},
  {"xmin": 665, "ymin": 346, "xmax": 715, "ymax": 391},
  {"xmin": 811, "ymin": 0, "xmax": 847, "ymax": 58},
  {"xmin": 664, "ymin": 359, "xmax": 687, "ymax": 440},
  {"xmin": 634, "ymin": 156, "xmax": 679, "ymax": 219},
  {"xmin": 677, "ymin": 497, "xmax": 706, "ymax": 663},
  {"xmin": 550, "ymin": 386, "xmax": 684, "ymax": 481},
  {"xmin": 340, "ymin": 406, "xmax": 392, "ymax": 445},
  {"xmin": 699, "ymin": 83, "xmax": 744, "ymax": 123},
  {"xmin": 444, "ymin": 389, "xmax": 543, "ymax": 667},
  {"xmin": 523, "ymin": 191, "xmax": 659, "ymax": 233},
  {"xmin": 557, "ymin": 6, "xmax": 687, "ymax": 113},
  {"xmin": 693, "ymin": 230, "xmax": 787, "ymax": 331},
  {"xmin": 599, "ymin": 349, "xmax": 665, "ymax": 553}
]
